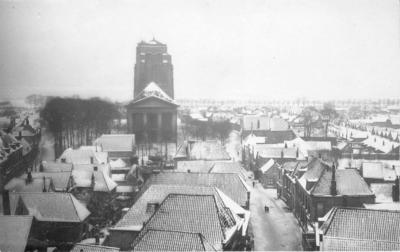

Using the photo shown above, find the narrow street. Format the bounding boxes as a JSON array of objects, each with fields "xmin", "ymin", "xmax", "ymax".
[
  {"xmin": 39, "ymin": 130, "xmax": 55, "ymax": 162},
  {"xmin": 249, "ymin": 183, "xmax": 303, "ymax": 251}
]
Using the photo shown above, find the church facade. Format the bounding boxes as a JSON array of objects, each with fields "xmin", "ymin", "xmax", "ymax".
[{"xmin": 126, "ymin": 39, "xmax": 178, "ymax": 143}]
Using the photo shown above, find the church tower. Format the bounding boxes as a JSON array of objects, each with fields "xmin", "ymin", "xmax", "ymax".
[{"xmin": 133, "ymin": 38, "xmax": 174, "ymax": 99}]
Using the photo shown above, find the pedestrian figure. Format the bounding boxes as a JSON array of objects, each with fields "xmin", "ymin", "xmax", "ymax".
[{"xmin": 252, "ymin": 181, "xmax": 255, "ymax": 188}]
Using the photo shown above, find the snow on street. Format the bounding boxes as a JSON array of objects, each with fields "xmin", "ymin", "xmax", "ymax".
[{"xmin": 249, "ymin": 182, "xmax": 303, "ymax": 251}]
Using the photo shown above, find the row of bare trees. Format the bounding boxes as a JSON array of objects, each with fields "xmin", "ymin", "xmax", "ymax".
[
  {"xmin": 41, "ymin": 97, "xmax": 120, "ymax": 157},
  {"xmin": 300, "ymin": 102, "xmax": 339, "ymax": 138}
]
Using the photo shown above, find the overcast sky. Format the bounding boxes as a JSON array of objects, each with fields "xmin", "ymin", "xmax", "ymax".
[{"xmin": 0, "ymin": 0, "xmax": 399, "ymax": 102}]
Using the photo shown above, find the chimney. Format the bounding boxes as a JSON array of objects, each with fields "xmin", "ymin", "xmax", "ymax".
[
  {"xmin": 392, "ymin": 176, "xmax": 399, "ymax": 202},
  {"xmin": 42, "ymin": 176, "xmax": 47, "ymax": 192},
  {"xmin": 281, "ymin": 150, "xmax": 284, "ymax": 159},
  {"xmin": 26, "ymin": 117, "xmax": 29, "ymax": 126},
  {"xmin": 61, "ymin": 158, "xmax": 66, "ymax": 163},
  {"xmin": 318, "ymin": 152, "xmax": 322, "ymax": 159},
  {"xmin": 18, "ymin": 131, "xmax": 22, "ymax": 140},
  {"xmin": 330, "ymin": 163, "xmax": 337, "ymax": 196},
  {"xmin": 94, "ymin": 166, "xmax": 98, "ymax": 171},
  {"xmin": 90, "ymin": 157, "xmax": 94, "ymax": 164},
  {"xmin": 187, "ymin": 169, "xmax": 191, "ymax": 173},
  {"xmin": 91, "ymin": 173, "xmax": 95, "ymax": 187},
  {"xmin": 296, "ymin": 148, "xmax": 299, "ymax": 158},
  {"xmin": 2, "ymin": 190, "xmax": 11, "ymax": 215},
  {"xmin": 155, "ymin": 203, "xmax": 160, "ymax": 211},
  {"xmin": 284, "ymin": 143, "xmax": 287, "ymax": 148}
]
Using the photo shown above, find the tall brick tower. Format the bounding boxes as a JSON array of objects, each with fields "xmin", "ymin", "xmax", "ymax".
[{"xmin": 133, "ymin": 38, "xmax": 174, "ymax": 99}]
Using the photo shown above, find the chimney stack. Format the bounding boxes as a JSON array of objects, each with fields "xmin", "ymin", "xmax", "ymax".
[
  {"xmin": 2, "ymin": 190, "xmax": 11, "ymax": 215},
  {"xmin": 42, "ymin": 176, "xmax": 47, "ymax": 192},
  {"xmin": 318, "ymin": 152, "xmax": 322, "ymax": 159},
  {"xmin": 95, "ymin": 233, "xmax": 100, "ymax": 245},
  {"xmin": 187, "ymin": 169, "xmax": 191, "ymax": 173},
  {"xmin": 330, "ymin": 163, "xmax": 337, "ymax": 196},
  {"xmin": 281, "ymin": 150, "xmax": 284, "ymax": 159},
  {"xmin": 18, "ymin": 131, "xmax": 22, "ymax": 140},
  {"xmin": 296, "ymin": 148, "xmax": 299, "ymax": 158},
  {"xmin": 91, "ymin": 173, "xmax": 95, "ymax": 187},
  {"xmin": 155, "ymin": 203, "xmax": 160, "ymax": 211}
]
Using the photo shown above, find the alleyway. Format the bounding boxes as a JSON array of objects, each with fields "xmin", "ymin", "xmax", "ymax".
[{"xmin": 249, "ymin": 182, "xmax": 303, "ymax": 251}]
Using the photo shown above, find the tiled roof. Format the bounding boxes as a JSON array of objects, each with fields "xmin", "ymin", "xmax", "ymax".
[
  {"xmin": 78, "ymin": 145, "xmax": 103, "ymax": 152},
  {"xmin": 134, "ymin": 172, "xmax": 250, "ymax": 206},
  {"xmin": 21, "ymin": 172, "xmax": 71, "ymax": 191},
  {"xmin": 70, "ymin": 244, "xmax": 120, "ymax": 252},
  {"xmin": 5, "ymin": 177, "xmax": 52, "ymax": 193},
  {"xmin": 9, "ymin": 192, "xmax": 90, "ymax": 222},
  {"xmin": 132, "ymin": 229, "xmax": 216, "ymax": 251},
  {"xmin": 189, "ymin": 141, "xmax": 231, "ymax": 160},
  {"xmin": 58, "ymin": 149, "xmax": 100, "ymax": 164},
  {"xmin": 93, "ymin": 134, "xmax": 135, "ymax": 152},
  {"xmin": 312, "ymin": 169, "xmax": 373, "ymax": 196},
  {"xmin": 175, "ymin": 160, "xmax": 214, "ymax": 173},
  {"xmin": 115, "ymin": 185, "xmax": 247, "ymax": 229},
  {"xmin": 131, "ymin": 194, "xmax": 238, "ymax": 250},
  {"xmin": 0, "ymin": 216, "xmax": 33, "ymax": 252},
  {"xmin": 72, "ymin": 171, "xmax": 117, "ymax": 192},
  {"xmin": 42, "ymin": 162, "xmax": 73, "ymax": 172},
  {"xmin": 298, "ymin": 158, "xmax": 373, "ymax": 196},
  {"xmin": 320, "ymin": 207, "xmax": 400, "ymax": 251}
]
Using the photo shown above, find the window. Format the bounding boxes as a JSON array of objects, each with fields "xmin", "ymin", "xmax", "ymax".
[
  {"xmin": 267, "ymin": 178, "xmax": 274, "ymax": 185},
  {"xmin": 317, "ymin": 203, "xmax": 324, "ymax": 217}
]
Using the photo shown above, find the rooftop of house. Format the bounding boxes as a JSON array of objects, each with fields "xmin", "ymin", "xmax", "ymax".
[
  {"xmin": 174, "ymin": 161, "xmax": 246, "ymax": 179},
  {"xmin": 5, "ymin": 177, "xmax": 52, "ymax": 193},
  {"xmin": 9, "ymin": 192, "xmax": 90, "ymax": 222},
  {"xmin": 175, "ymin": 160, "xmax": 214, "ymax": 173},
  {"xmin": 363, "ymin": 202, "xmax": 400, "ymax": 211},
  {"xmin": 0, "ymin": 216, "xmax": 34, "ymax": 252},
  {"xmin": 70, "ymin": 244, "xmax": 120, "ymax": 252},
  {"xmin": 134, "ymin": 172, "xmax": 251, "ymax": 207},
  {"xmin": 175, "ymin": 140, "xmax": 231, "ymax": 161},
  {"xmin": 259, "ymin": 159, "xmax": 279, "ymax": 174},
  {"xmin": 298, "ymin": 158, "xmax": 374, "ymax": 196},
  {"xmin": 257, "ymin": 147, "xmax": 304, "ymax": 160},
  {"xmin": 130, "ymin": 194, "xmax": 240, "ymax": 251},
  {"xmin": 242, "ymin": 116, "xmax": 270, "ymax": 131},
  {"xmin": 370, "ymin": 183, "xmax": 399, "ymax": 203},
  {"xmin": 132, "ymin": 229, "xmax": 216, "ymax": 251},
  {"xmin": 319, "ymin": 207, "xmax": 400, "ymax": 251},
  {"xmin": 93, "ymin": 134, "xmax": 135, "ymax": 152},
  {"xmin": 362, "ymin": 162, "xmax": 398, "ymax": 181},
  {"xmin": 72, "ymin": 171, "xmax": 117, "ymax": 192},
  {"xmin": 58, "ymin": 149, "xmax": 100, "ymax": 164},
  {"xmin": 20, "ymin": 171, "xmax": 71, "ymax": 191},
  {"xmin": 114, "ymin": 185, "xmax": 248, "ymax": 231},
  {"xmin": 109, "ymin": 158, "xmax": 127, "ymax": 169},
  {"xmin": 73, "ymin": 164, "xmax": 111, "ymax": 176},
  {"xmin": 42, "ymin": 162, "xmax": 74, "ymax": 172}
]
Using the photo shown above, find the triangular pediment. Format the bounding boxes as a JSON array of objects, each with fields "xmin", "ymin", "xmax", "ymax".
[{"xmin": 126, "ymin": 96, "xmax": 179, "ymax": 108}]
